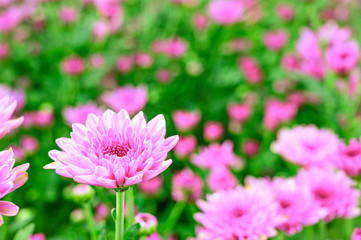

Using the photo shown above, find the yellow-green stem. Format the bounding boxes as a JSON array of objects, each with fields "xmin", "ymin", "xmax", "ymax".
[{"xmin": 115, "ymin": 191, "xmax": 125, "ymax": 240}]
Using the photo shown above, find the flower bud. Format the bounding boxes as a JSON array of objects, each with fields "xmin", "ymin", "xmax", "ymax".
[
  {"xmin": 71, "ymin": 184, "xmax": 95, "ymax": 203},
  {"xmin": 135, "ymin": 213, "xmax": 158, "ymax": 236}
]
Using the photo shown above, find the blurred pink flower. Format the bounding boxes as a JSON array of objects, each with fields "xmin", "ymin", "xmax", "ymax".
[
  {"xmin": 135, "ymin": 213, "xmax": 158, "ymax": 235},
  {"xmin": 333, "ymin": 138, "xmax": 361, "ymax": 176},
  {"xmin": 90, "ymin": 54, "xmax": 105, "ymax": 69},
  {"xmin": 172, "ymin": 110, "xmax": 201, "ymax": 132},
  {"xmin": 192, "ymin": 13, "xmax": 208, "ymax": 30},
  {"xmin": 276, "ymin": 4, "xmax": 294, "ymax": 21},
  {"xmin": 115, "ymin": 55, "xmax": 134, "ymax": 73},
  {"xmin": 227, "ymin": 102, "xmax": 252, "ymax": 123},
  {"xmin": 272, "ymin": 125, "xmax": 341, "ymax": 168},
  {"xmin": 23, "ymin": 109, "xmax": 54, "ymax": 128},
  {"xmin": 0, "ymin": 149, "xmax": 29, "ymax": 226},
  {"xmin": 62, "ymin": 57, "xmax": 85, "ymax": 76},
  {"xmin": 172, "ymin": 168, "xmax": 203, "ymax": 202},
  {"xmin": 165, "ymin": 38, "xmax": 187, "ymax": 59},
  {"xmin": 318, "ymin": 21, "xmax": 351, "ymax": 47},
  {"xmin": 147, "ymin": 233, "xmax": 161, "ymax": 240},
  {"xmin": 135, "ymin": 53, "xmax": 154, "ymax": 68},
  {"xmin": 29, "ymin": 233, "xmax": 46, "ymax": 240},
  {"xmin": 0, "ymin": 7, "xmax": 23, "ymax": 33},
  {"xmin": 20, "ymin": 135, "xmax": 39, "ymax": 154},
  {"xmin": 296, "ymin": 168, "xmax": 360, "ymax": 222},
  {"xmin": 238, "ymin": 56, "xmax": 263, "ymax": 84},
  {"xmin": 242, "ymin": 139, "xmax": 260, "ymax": 156},
  {"xmin": 63, "ymin": 102, "xmax": 103, "ymax": 126},
  {"xmin": 281, "ymin": 53, "xmax": 300, "ymax": 71},
  {"xmin": 203, "ymin": 121, "xmax": 224, "ymax": 142},
  {"xmin": 0, "ymin": 84, "xmax": 26, "ymax": 112},
  {"xmin": 0, "ymin": 96, "xmax": 24, "ymax": 139},
  {"xmin": 101, "ymin": 85, "xmax": 148, "ymax": 115},
  {"xmin": 156, "ymin": 69, "xmax": 173, "ymax": 83},
  {"xmin": 352, "ymin": 228, "xmax": 361, "ymax": 240},
  {"xmin": 93, "ymin": 21, "xmax": 110, "ymax": 41},
  {"xmin": 271, "ymin": 177, "xmax": 327, "ymax": 235},
  {"xmin": 263, "ymin": 30, "xmax": 289, "ymax": 51},
  {"xmin": 46, "ymin": 110, "xmax": 179, "ymax": 189},
  {"xmin": 59, "ymin": 6, "xmax": 78, "ymax": 24},
  {"xmin": 95, "ymin": 203, "xmax": 110, "ymax": 223},
  {"xmin": 174, "ymin": 135, "xmax": 197, "ymax": 159},
  {"xmin": 139, "ymin": 175, "xmax": 163, "ymax": 196},
  {"xmin": 207, "ymin": 166, "xmax": 237, "ymax": 192},
  {"xmin": 192, "ymin": 141, "xmax": 242, "ymax": 170},
  {"xmin": 325, "ymin": 41, "xmax": 359, "ymax": 74},
  {"xmin": 9, "ymin": 144, "xmax": 25, "ymax": 161},
  {"xmin": 263, "ymin": 98, "xmax": 298, "ymax": 130},
  {"xmin": 0, "ymin": 43, "xmax": 9, "ymax": 60},
  {"xmin": 349, "ymin": 69, "xmax": 359, "ymax": 97},
  {"xmin": 208, "ymin": 0, "xmax": 243, "ymax": 25},
  {"xmin": 297, "ymin": 28, "xmax": 321, "ymax": 60},
  {"xmin": 194, "ymin": 186, "xmax": 282, "ymax": 239}
]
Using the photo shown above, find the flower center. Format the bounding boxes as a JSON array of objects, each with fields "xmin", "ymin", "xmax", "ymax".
[
  {"xmin": 345, "ymin": 148, "xmax": 360, "ymax": 157},
  {"xmin": 279, "ymin": 199, "xmax": 292, "ymax": 209},
  {"xmin": 101, "ymin": 144, "xmax": 130, "ymax": 157},
  {"xmin": 314, "ymin": 188, "xmax": 331, "ymax": 200},
  {"xmin": 231, "ymin": 208, "xmax": 244, "ymax": 218}
]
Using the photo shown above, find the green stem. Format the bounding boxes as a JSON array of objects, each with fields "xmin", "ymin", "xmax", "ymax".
[
  {"xmin": 0, "ymin": 216, "xmax": 7, "ymax": 240},
  {"xmin": 82, "ymin": 203, "xmax": 97, "ymax": 240},
  {"xmin": 318, "ymin": 221, "xmax": 327, "ymax": 240},
  {"xmin": 115, "ymin": 191, "xmax": 125, "ymax": 240},
  {"xmin": 162, "ymin": 201, "xmax": 187, "ymax": 234},
  {"xmin": 305, "ymin": 226, "xmax": 314, "ymax": 240},
  {"xmin": 126, "ymin": 188, "xmax": 135, "ymax": 230},
  {"xmin": 276, "ymin": 232, "xmax": 284, "ymax": 240}
]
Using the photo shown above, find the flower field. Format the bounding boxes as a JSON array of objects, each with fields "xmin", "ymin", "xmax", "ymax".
[{"xmin": 1, "ymin": 0, "xmax": 361, "ymax": 239}]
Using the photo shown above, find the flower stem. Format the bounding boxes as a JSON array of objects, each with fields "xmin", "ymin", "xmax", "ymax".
[
  {"xmin": 115, "ymin": 191, "xmax": 125, "ymax": 240},
  {"xmin": 318, "ymin": 221, "xmax": 327, "ymax": 240},
  {"xmin": 126, "ymin": 187, "xmax": 135, "ymax": 230},
  {"xmin": 162, "ymin": 201, "xmax": 187, "ymax": 234},
  {"xmin": 82, "ymin": 203, "xmax": 97, "ymax": 240}
]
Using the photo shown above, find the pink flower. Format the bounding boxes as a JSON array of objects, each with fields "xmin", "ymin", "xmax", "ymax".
[
  {"xmin": 271, "ymin": 177, "xmax": 327, "ymax": 235},
  {"xmin": 0, "ymin": 7, "xmax": 23, "ymax": 33},
  {"xmin": 90, "ymin": 54, "xmax": 105, "ymax": 69},
  {"xmin": 296, "ymin": 168, "xmax": 360, "ymax": 221},
  {"xmin": 135, "ymin": 213, "xmax": 158, "ymax": 235},
  {"xmin": 238, "ymin": 56, "xmax": 263, "ymax": 84},
  {"xmin": 172, "ymin": 168, "xmax": 203, "ymax": 202},
  {"xmin": 155, "ymin": 69, "xmax": 173, "ymax": 83},
  {"xmin": 297, "ymin": 28, "xmax": 321, "ymax": 60},
  {"xmin": 95, "ymin": 203, "xmax": 110, "ymax": 223},
  {"xmin": 192, "ymin": 13, "xmax": 208, "ymax": 30},
  {"xmin": 0, "ymin": 149, "xmax": 29, "ymax": 226},
  {"xmin": 227, "ymin": 103, "xmax": 252, "ymax": 123},
  {"xmin": 208, "ymin": 0, "xmax": 243, "ymax": 25},
  {"xmin": 29, "ymin": 233, "xmax": 46, "ymax": 240},
  {"xmin": 263, "ymin": 30, "xmax": 289, "ymax": 51},
  {"xmin": 194, "ymin": 186, "xmax": 282, "ymax": 239},
  {"xmin": 349, "ymin": 69, "xmax": 359, "ymax": 97},
  {"xmin": 101, "ymin": 85, "xmax": 148, "ymax": 115},
  {"xmin": 352, "ymin": 228, "xmax": 361, "ymax": 240},
  {"xmin": 63, "ymin": 102, "xmax": 103, "ymax": 126},
  {"xmin": 23, "ymin": 109, "xmax": 54, "ymax": 128},
  {"xmin": 263, "ymin": 99, "xmax": 298, "ymax": 130},
  {"xmin": 62, "ymin": 57, "xmax": 85, "ymax": 76},
  {"xmin": 172, "ymin": 110, "xmax": 201, "ymax": 132},
  {"xmin": 174, "ymin": 135, "xmax": 197, "ymax": 159},
  {"xmin": 207, "ymin": 166, "xmax": 237, "ymax": 192},
  {"xmin": 281, "ymin": 53, "xmax": 300, "ymax": 71},
  {"xmin": 93, "ymin": 21, "xmax": 110, "ymax": 41},
  {"xmin": 0, "ymin": 96, "xmax": 23, "ymax": 139},
  {"xmin": 59, "ymin": 6, "xmax": 78, "ymax": 24},
  {"xmin": 45, "ymin": 110, "xmax": 179, "ymax": 189},
  {"xmin": 203, "ymin": 121, "xmax": 224, "ymax": 142},
  {"xmin": 192, "ymin": 141, "xmax": 242, "ymax": 170},
  {"xmin": 318, "ymin": 21, "xmax": 351, "ymax": 47},
  {"xmin": 0, "ymin": 84, "xmax": 26, "ymax": 112},
  {"xmin": 0, "ymin": 43, "xmax": 9, "ymax": 60},
  {"xmin": 325, "ymin": 41, "xmax": 359, "ymax": 74},
  {"xmin": 139, "ymin": 175, "xmax": 163, "ymax": 196},
  {"xmin": 164, "ymin": 38, "xmax": 187, "ymax": 59},
  {"xmin": 272, "ymin": 125, "xmax": 341, "ymax": 168},
  {"xmin": 135, "ymin": 53, "xmax": 154, "ymax": 68},
  {"xmin": 20, "ymin": 135, "xmax": 39, "ymax": 154},
  {"xmin": 115, "ymin": 56, "xmax": 134, "ymax": 73},
  {"xmin": 147, "ymin": 233, "xmax": 161, "ymax": 240},
  {"xmin": 276, "ymin": 4, "xmax": 294, "ymax": 21},
  {"xmin": 242, "ymin": 139, "xmax": 260, "ymax": 156},
  {"xmin": 333, "ymin": 138, "xmax": 361, "ymax": 176}
]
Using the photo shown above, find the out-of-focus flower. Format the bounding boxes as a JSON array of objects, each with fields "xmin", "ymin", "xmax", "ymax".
[
  {"xmin": 62, "ymin": 57, "xmax": 85, "ymax": 76},
  {"xmin": 271, "ymin": 177, "xmax": 327, "ymax": 235},
  {"xmin": 297, "ymin": 28, "xmax": 321, "ymax": 60},
  {"xmin": 186, "ymin": 60, "xmax": 203, "ymax": 76},
  {"xmin": 90, "ymin": 54, "xmax": 105, "ymax": 69},
  {"xmin": 135, "ymin": 213, "xmax": 158, "ymax": 236},
  {"xmin": 194, "ymin": 186, "xmax": 282, "ymax": 239},
  {"xmin": 0, "ymin": 96, "xmax": 24, "ymax": 139},
  {"xmin": 238, "ymin": 56, "xmax": 263, "ymax": 84},
  {"xmin": 29, "ymin": 233, "xmax": 46, "ymax": 240},
  {"xmin": 23, "ymin": 109, "xmax": 54, "ymax": 128},
  {"xmin": 333, "ymin": 138, "xmax": 361, "ymax": 176},
  {"xmin": 172, "ymin": 168, "xmax": 203, "ymax": 202},
  {"xmin": 101, "ymin": 85, "xmax": 148, "ymax": 115},
  {"xmin": 263, "ymin": 98, "xmax": 298, "ymax": 130},
  {"xmin": 0, "ymin": 149, "xmax": 29, "ymax": 226},
  {"xmin": 45, "ymin": 110, "xmax": 179, "ymax": 189},
  {"xmin": 0, "ymin": 7, "xmax": 23, "ymax": 33},
  {"xmin": 174, "ymin": 135, "xmax": 197, "ymax": 159},
  {"xmin": 208, "ymin": 0, "xmax": 243, "ymax": 25},
  {"xmin": 172, "ymin": 110, "xmax": 201, "ymax": 132},
  {"xmin": 325, "ymin": 41, "xmax": 359, "ymax": 74},
  {"xmin": 9, "ymin": 144, "xmax": 25, "ymax": 161},
  {"xmin": 296, "ymin": 168, "xmax": 360, "ymax": 222},
  {"xmin": 20, "ymin": 135, "xmax": 39, "ymax": 154},
  {"xmin": 192, "ymin": 141, "xmax": 242, "ymax": 170},
  {"xmin": 272, "ymin": 125, "xmax": 341, "ymax": 168},
  {"xmin": 63, "ymin": 102, "xmax": 103, "ymax": 126},
  {"xmin": 70, "ymin": 208, "xmax": 85, "ymax": 223},
  {"xmin": 71, "ymin": 184, "xmax": 95, "ymax": 202},
  {"xmin": 0, "ymin": 43, "xmax": 9, "ymax": 60},
  {"xmin": 207, "ymin": 166, "xmax": 237, "ymax": 192},
  {"xmin": 93, "ymin": 20, "xmax": 110, "ymax": 41},
  {"xmin": 281, "ymin": 53, "xmax": 300, "ymax": 71},
  {"xmin": 95, "ymin": 203, "xmax": 110, "ymax": 223},
  {"xmin": 349, "ymin": 69, "xmax": 359, "ymax": 97},
  {"xmin": 242, "ymin": 139, "xmax": 260, "ymax": 156},
  {"xmin": 156, "ymin": 69, "xmax": 173, "ymax": 83},
  {"xmin": 0, "ymin": 84, "xmax": 25, "ymax": 112},
  {"xmin": 139, "ymin": 176, "xmax": 163, "ymax": 196},
  {"xmin": 227, "ymin": 102, "xmax": 252, "ymax": 124},
  {"xmin": 147, "ymin": 233, "xmax": 161, "ymax": 240},
  {"xmin": 165, "ymin": 38, "xmax": 187, "ymax": 59},
  {"xmin": 263, "ymin": 30, "xmax": 289, "ymax": 51},
  {"xmin": 192, "ymin": 13, "xmax": 208, "ymax": 31},
  {"xmin": 203, "ymin": 121, "xmax": 223, "ymax": 142},
  {"xmin": 116, "ymin": 55, "xmax": 134, "ymax": 73},
  {"xmin": 135, "ymin": 53, "xmax": 154, "ymax": 68},
  {"xmin": 59, "ymin": 6, "xmax": 78, "ymax": 24},
  {"xmin": 276, "ymin": 4, "xmax": 294, "ymax": 21},
  {"xmin": 352, "ymin": 228, "xmax": 361, "ymax": 240}
]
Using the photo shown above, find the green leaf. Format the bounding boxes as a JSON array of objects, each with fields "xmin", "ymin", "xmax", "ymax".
[
  {"xmin": 13, "ymin": 223, "xmax": 35, "ymax": 240},
  {"xmin": 111, "ymin": 208, "xmax": 116, "ymax": 221},
  {"xmin": 124, "ymin": 223, "xmax": 141, "ymax": 240},
  {"xmin": 97, "ymin": 230, "xmax": 108, "ymax": 240}
]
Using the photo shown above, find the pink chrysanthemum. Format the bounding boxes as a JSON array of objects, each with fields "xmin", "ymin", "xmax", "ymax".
[
  {"xmin": 45, "ymin": 109, "xmax": 179, "ymax": 189},
  {"xmin": 207, "ymin": 166, "xmax": 237, "ymax": 192},
  {"xmin": 333, "ymin": 138, "xmax": 361, "ymax": 176},
  {"xmin": 271, "ymin": 125, "xmax": 341, "ymax": 168},
  {"xmin": 0, "ymin": 149, "xmax": 29, "ymax": 226},
  {"xmin": 271, "ymin": 177, "xmax": 327, "ymax": 235},
  {"xmin": 63, "ymin": 102, "xmax": 103, "ymax": 126},
  {"xmin": 172, "ymin": 110, "xmax": 201, "ymax": 132},
  {"xmin": 296, "ymin": 168, "xmax": 360, "ymax": 222},
  {"xmin": 101, "ymin": 85, "xmax": 148, "ymax": 115},
  {"xmin": 194, "ymin": 186, "xmax": 283, "ymax": 240},
  {"xmin": 0, "ymin": 84, "xmax": 25, "ymax": 112},
  {"xmin": 191, "ymin": 140, "xmax": 242, "ymax": 170},
  {"xmin": 172, "ymin": 168, "xmax": 203, "ymax": 202},
  {"xmin": 0, "ymin": 96, "xmax": 24, "ymax": 139},
  {"xmin": 352, "ymin": 228, "xmax": 361, "ymax": 240}
]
